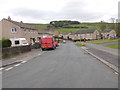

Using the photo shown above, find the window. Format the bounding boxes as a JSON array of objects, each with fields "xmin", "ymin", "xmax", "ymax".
[
  {"xmin": 11, "ymin": 28, "xmax": 17, "ymax": 33},
  {"xmin": 15, "ymin": 40, "xmax": 20, "ymax": 45}
]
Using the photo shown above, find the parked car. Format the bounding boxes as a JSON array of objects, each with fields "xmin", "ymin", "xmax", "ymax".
[
  {"xmin": 31, "ymin": 42, "xmax": 41, "ymax": 49},
  {"xmin": 55, "ymin": 42, "xmax": 59, "ymax": 47},
  {"xmin": 63, "ymin": 40, "xmax": 66, "ymax": 43}
]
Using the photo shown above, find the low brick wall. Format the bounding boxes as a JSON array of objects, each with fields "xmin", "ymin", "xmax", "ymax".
[{"xmin": 2, "ymin": 45, "xmax": 31, "ymax": 59}]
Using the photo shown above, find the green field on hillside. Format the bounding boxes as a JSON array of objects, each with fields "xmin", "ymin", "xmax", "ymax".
[
  {"xmin": 29, "ymin": 23, "xmax": 118, "ymax": 34},
  {"xmin": 29, "ymin": 23, "xmax": 100, "ymax": 33},
  {"xmin": 29, "ymin": 24, "xmax": 49, "ymax": 30},
  {"xmin": 56, "ymin": 28, "xmax": 86, "ymax": 33}
]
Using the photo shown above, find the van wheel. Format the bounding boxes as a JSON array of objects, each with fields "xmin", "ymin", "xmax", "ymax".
[
  {"xmin": 52, "ymin": 46, "xmax": 55, "ymax": 50},
  {"xmin": 42, "ymin": 48, "xmax": 45, "ymax": 51}
]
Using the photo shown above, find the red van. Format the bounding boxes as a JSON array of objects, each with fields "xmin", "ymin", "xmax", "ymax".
[{"xmin": 41, "ymin": 37, "xmax": 56, "ymax": 51}]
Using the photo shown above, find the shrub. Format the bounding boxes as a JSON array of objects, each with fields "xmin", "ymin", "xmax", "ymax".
[{"xmin": 1, "ymin": 38, "xmax": 12, "ymax": 48}]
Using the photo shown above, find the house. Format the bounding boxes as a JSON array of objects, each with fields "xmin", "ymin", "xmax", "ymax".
[
  {"xmin": 67, "ymin": 32, "xmax": 78, "ymax": 40},
  {"xmin": 38, "ymin": 30, "xmax": 53, "ymax": 38},
  {"xmin": 59, "ymin": 32, "xmax": 71, "ymax": 40},
  {"xmin": 0, "ymin": 20, "xmax": 2, "ymax": 40},
  {"xmin": 45, "ymin": 30, "xmax": 59, "ymax": 36},
  {"xmin": 102, "ymin": 30, "xmax": 117, "ymax": 39},
  {"xmin": 70, "ymin": 29, "xmax": 100, "ymax": 41},
  {"xmin": 0, "ymin": 16, "xmax": 39, "ymax": 44}
]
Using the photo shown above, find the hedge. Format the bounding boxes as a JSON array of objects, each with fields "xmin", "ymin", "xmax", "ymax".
[{"xmin": 0, "ymin": 38, "xmax": 12, "ymax": 48}]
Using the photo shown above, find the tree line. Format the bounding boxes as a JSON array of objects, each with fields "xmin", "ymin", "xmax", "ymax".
[
  {"xmin": 97, "ymin": 22, "xmax": 120, "ymax": 37},
  {"xmin": 49, "ymin": 20, "xmax": 80, "ymax": 28}
]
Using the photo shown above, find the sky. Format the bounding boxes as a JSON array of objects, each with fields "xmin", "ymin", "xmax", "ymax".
[{"xmin": 0, "ymin": 0, "xmax": 119, "ymax": 23}]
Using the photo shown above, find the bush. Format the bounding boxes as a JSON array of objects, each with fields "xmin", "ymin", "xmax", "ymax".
[{"xmin": 1, "ymin": 39, "xmax": 12, "ymax": 48}]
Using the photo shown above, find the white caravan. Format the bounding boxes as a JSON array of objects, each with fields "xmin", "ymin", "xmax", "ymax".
[{"xmin": 10, "ymin": 38, "xmax": 29, "ymax": 47}]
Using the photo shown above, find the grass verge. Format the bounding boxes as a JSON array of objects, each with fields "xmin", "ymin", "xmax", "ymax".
[
  {"xmin": 105, "ymin": 44, "xmax": 120, "ymax": 49},
  {"xmin": 76, "ymin": 42, "xmax": 85, "ymax": 47},
  {"xmin": 86, "ymin": 39, "xmax": 119, "ymax": 44}
]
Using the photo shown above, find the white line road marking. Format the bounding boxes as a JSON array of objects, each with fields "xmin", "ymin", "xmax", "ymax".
[
  {"xmin": 0, "ymin": 68, "xmax": 4, "ymax": 71},
  {"xmin": 14, "ymin": 63, "xmax": 21, "ymax": 67},
  {"xmin": 21, "ymin": 61, "xmax": 27, "ymax": 64},
  {"xmin": 38, "ymin": 53, "xmax": 42, "ymax": 56},
  {"xmin": 5, "ymin": 67, "xmax": 13, "ymax": 71}
]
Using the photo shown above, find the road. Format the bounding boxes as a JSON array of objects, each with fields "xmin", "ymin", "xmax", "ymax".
[{"xmin": 2, "ymin": 41, "xmax": 118, "ymax": 88}]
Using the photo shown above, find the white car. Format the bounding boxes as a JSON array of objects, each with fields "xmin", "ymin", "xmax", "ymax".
[{"xmin": 63, "ymin": 40, "xmax": 66, "ymax": 43}]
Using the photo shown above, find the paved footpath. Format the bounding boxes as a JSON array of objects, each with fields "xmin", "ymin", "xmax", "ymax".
[
  {"xmin": 102, "ymin": 42, "xmax": 120, "ymax": 46},
  {"xmin": 0, "ymin": 49, "xmax": 43, "ymax": 67},
  {"xmin": 85, "ymin": 43, "xmax": 119, "ymax": 56},
  {"xmin": 84, "ymin": 43, "xmax": 119, "ymax": 67}
]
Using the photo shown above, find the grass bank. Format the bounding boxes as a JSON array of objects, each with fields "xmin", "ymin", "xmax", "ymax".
[
  {"xmin": 29, "ymin": 23, "xmax": 100, "ymax": 33},
  {"xmin": 105, "ymin": 44, "xmax": 120, "ymax": 49},
  {"xmin": 86, "ymin": 39, "xmax": 119, "ymax": 44},
  {"xmin": 75, "ymin": 42, "xmax": 85, "ymax": 47}
]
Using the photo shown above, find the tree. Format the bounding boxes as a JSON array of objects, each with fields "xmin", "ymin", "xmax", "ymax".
[
  {"xmin": 49, "ymin": 20, "xmax": 80, "ymax": 28},
  {"xmin": 110, "ymin": 18, "xmax": 115, "ymax": 23},
  {"xmin": 115, "ymin": 23, "xmax": 120, "ymax": 37},
  {"xmin": 99, "ymin": 22, "xmax": 107, "ymax": 33}
]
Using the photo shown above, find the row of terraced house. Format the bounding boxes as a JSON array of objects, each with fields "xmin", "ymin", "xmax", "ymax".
[
  {"xmin": 0, "ymin": 16, "xmax": 58, "ymax": 44},
  {"xmin": 59, "ymin": 29, "xmax": 117, "ymax": 41},
  {"xmin": 0, "ymin": 16, "xmax": 117, "ymax": 44}
]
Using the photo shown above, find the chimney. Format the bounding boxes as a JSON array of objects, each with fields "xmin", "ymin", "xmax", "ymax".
[
  {"xmin": 8, "ymin": 16, "xmax": 11, "ymax": 20},
  {"xmin": 20, "ymin": 21, "xmax": 23, "ymax": 23}
]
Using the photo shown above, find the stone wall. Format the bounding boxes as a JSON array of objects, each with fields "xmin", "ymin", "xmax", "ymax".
[{"xmin": 2, "ymin": 45, "xmax": 31, "ymax": 59}]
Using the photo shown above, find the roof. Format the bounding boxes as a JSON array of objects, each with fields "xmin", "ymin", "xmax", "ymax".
[
  {"xmin": 70, "ymin": 32, "xmax": 76, "ymax": 35},
  {"xmin": 38, "ymin": 30, "xmax": 49, "ymax": 34},
  {"xmin": 38, "ymin": 30, "xmax": 53, "ymax": 35},
  {"xmin": 62, "ymin": 32, "xmax": 71, "ymax": 35},
  {"xmin": 3, "ymin": 18, "xmax": 38, "ymax": 30},
  {"xmin": 103, "ymin": 30, "xmax": 112, "ymax": 33},
  {"xmin": 75, "ymin": 29, "xmax": 96, "ymax": 34}
]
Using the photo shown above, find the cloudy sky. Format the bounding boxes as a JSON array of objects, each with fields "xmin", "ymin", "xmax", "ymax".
[{"xmin": 0, "ymin": 0, "xmax": 119, "ymax": 23}]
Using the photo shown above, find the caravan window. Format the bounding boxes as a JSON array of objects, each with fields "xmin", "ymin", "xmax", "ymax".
[{"xmin": 15, "ymin": 40, "xmax": 20, "ymax": 45}]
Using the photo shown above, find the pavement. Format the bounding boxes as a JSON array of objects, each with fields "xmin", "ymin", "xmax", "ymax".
[
  {"xmin": 85, "ymin": 43, "xmax": 119, "ymax": 56},
  {"xmin": 81, "ymin": 42, "xmax": 119, "ymax": 73},
  {"xmin": 102, "ymin": 42, "xmax": 120, "ymax": 46},
  {"xmin": 2, "ymin": 41, "xmax": 118, "ymax": 88},
  {"xmin": 0, "ymin": 48, "xmax": 43, "ymax": 68}
]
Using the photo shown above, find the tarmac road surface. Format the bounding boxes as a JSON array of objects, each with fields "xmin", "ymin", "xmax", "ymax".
[{"xmin": 2, "ymin": 41, "xmax": 118, "ymax": 88}]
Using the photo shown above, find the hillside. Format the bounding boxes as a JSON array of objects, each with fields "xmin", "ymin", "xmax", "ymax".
[
  {"xmin": 29, "ymin": 23, "xmax": 100, "ymax": 33},
  {"xmin": 29, "ymin": 24, "xmax": 49, "ymax": 30},
  {"xmin": 29, "ymin": 23, "xmax": 119, "ymax": 36}
]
